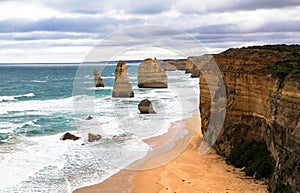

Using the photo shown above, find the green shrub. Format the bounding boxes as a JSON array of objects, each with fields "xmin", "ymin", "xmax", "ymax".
[
  {"xmin": 226, "ymin": 140, "xmax": 275, "ymax": 179},
  {"xmin": 275, "ymin": 183, "xmax": 293, "ymax": 193}
]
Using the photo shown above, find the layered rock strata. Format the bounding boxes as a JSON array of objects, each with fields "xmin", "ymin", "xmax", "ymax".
[
  {"xmin": 93, "ymin": 69, "xmax": 104, "ymax": 87},
  {"xmin": 112, "ymin": 61, "xmax": 134, "ymax": 97},
  {"xmin": 199, "ymin": 45, "xmax": 300, "ymax": 192},
  {"xmin": 138, "ymin": 58, "xmax": 168, "ymax": 88}
]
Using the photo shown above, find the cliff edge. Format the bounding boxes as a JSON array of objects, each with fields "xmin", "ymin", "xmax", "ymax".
[{"xmin": 199, "ymin": 45, "xmax": 300, "ymax": 192}]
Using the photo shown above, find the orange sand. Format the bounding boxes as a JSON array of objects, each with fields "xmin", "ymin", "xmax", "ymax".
[{"xmin": 74, "ymin": 116, "xmax": 268, "ymax": 193}]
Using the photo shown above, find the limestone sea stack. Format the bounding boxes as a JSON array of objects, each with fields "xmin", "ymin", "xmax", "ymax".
[
  {"xmin": 93, "ymin": 69, "xmax": 104, "ymax": 87},
  {"xmin": 138, "ymin": 99, "xmax": 156, "ymax": 114},
  {"xmin": 138, "ymin": 58, "xmax": 168, "ymax": 88},
  {"xmin": 112, "ymin": 61, "xmax": 134, "ymax": 97}
]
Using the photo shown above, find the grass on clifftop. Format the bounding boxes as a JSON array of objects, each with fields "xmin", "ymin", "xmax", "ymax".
[
  {"xmin": 226, "ymin": 140, "xmax": 275, "ymax": 179},
  {"xmin": 265, "ymin": 51, "xmax": 300, "ymax": 81},
  {"xmin": 247, "ymin": 44, "xmax": 300, "ymax": 81}
]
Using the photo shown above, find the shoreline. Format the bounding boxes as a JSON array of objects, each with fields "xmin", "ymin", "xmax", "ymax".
[{"xmin": 73, "ymin": 116, "xmax": 268, "ymax": 193}]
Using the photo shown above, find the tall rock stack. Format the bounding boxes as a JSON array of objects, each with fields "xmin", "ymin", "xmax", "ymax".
[
  {"xmin": 138, "ymin": 58, "xmax": 168, "ymax": 88},
  {"xmin": 112, "ymin": 61, "xmax": 134, "ymax": 98},
  {"xmin": 93, "ymin": 69, "xmax": 104, "ymax": 87}
]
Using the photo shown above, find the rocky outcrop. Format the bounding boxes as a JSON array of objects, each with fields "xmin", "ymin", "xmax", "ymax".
[
  {"xmin": 199, "ymin": 45, "xmax": 300, "ymax": 193},
  {"xmin": 188, "ymin": 55, "xmax": 213, "ymax": 78},
  {"xmin": 138, "ymin": 58, "xmax": 168, "ymax": 88},
  {"xmin": 60, "ymin": 132, "xmax": 80, "ymax": 141},
  {"xmin": 86, "ymin": 116, "xmax": 93, "ymax": 120},
  {"xmin": 88, "ymin": 133, "xmax": 101, "ymax": 142},
  {"xmin": 159, "ymin": 60, "xmax": 176, "ymax": 71},
  {"xmin": 112, "ymin": 61, "xmax": 134, "ymax": 98},
  {"xmin": 138, "ymin": 99, "xmax": 156, "ymax": 114},
  {"xmin": 169, "ymin": 59, "xmax": 194, "ymax": 73},
  {"xmin": 93, "ymin": 69, "xmax": 104, "ymax": 87}
]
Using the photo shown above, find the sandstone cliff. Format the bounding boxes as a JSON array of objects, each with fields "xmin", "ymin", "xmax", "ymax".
[
  {"xmin": 138, "ymin": 58, "xmax": 168, "ymax": 88},
  {"xmin": 199, "ymin": 45, "xmax": 300, "ymax": 192},
  {"xmin": 112, "ymin": 61, "xmax": 134, "ymax": 98},
  {"xmin": 93, "ymin": 69, "xmax": 104, "ymax": 87}
]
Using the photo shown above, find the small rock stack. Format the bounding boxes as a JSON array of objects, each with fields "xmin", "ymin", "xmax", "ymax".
[{"xmin": 93, "ymin": 69, "xmax": 104, "ymax": 87}]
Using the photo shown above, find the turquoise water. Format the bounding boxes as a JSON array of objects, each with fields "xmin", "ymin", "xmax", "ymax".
[{"xmin": 0, "ymin": 63, "xmax": 199, "ymax": 192}]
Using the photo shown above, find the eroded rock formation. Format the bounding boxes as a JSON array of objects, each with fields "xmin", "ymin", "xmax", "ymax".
[
  {"xmin": 199, "ymin": 45, "xmax": 300, "ymax": 192},
  {"xmin": 60, "ymin": 132, "xmax": 80, "ymax": 141},
  {"xmin": 138, "ymin": 99, "xmax": 156, "ymax": 114},
  {"xmin": 93, "ymin": 69, "xmax": 104, "ymax": 87},
  {"xmin": 88, "ymin": 133, "xmax": 101, "ymax": 142},
  {"xmin": 159, "ymin": 60, "xmax": 176, "ymax": 71},
  {"xmin": 112, "ymin": 61, "xmax": 134, "ymax": 97},
  {"xmin": 138, "ymin": 58, "xmax": 168, "ymax": 88}
]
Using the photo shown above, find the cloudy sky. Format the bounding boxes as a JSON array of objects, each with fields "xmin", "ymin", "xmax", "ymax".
[{"xmin": 0, "ymin": 0, "xmax": 299, "ymax": 63}]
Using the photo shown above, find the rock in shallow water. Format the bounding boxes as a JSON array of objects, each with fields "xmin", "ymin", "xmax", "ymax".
[
  {"xmin": 60, "ymin": 132, "xmax": 80, "ymax": 141},
  {"xmin": 138, "ymin": 99, "xmax": 156, "ymax": 114},
  {"xmin": 88, "ymin": 133, "xmax": 101, "ymax": 142}
]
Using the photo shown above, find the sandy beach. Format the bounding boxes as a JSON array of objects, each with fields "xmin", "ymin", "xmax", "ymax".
[{"xmin": 74, "ymin": 116, "xmax": 268, "ymax": 193}]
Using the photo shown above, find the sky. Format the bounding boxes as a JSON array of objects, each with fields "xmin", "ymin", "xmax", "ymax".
[{"xmin": 0, "ymin": 0, "xmax": 299, "ymax": 63}]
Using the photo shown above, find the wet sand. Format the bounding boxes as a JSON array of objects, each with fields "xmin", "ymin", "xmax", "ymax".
[{"xmin": 74, "ymin": 116, "xmax": 268, "ymax": 193}]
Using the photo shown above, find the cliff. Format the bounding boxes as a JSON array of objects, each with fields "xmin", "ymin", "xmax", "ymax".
[
  {"xmin": 138, "ymin": 58, "xmax": 168, "ymax": 88},
  {"xmin": 199, "ymin": 45, "xmax": 300, "ymax": 193},
  {"xmin": 112, "ymin": 61, "xmax": 134, "ymax": 98}
]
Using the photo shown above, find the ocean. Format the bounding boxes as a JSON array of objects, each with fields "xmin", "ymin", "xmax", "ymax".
[{"xmin": 0, "ymin": 63, "xmax": 199, "ymax": 192}]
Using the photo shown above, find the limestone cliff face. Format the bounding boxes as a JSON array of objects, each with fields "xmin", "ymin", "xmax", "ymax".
[
  {"xmin": 171, "ymin": 59, "xmax": 194, "ymax": 73},
  {"xmin": 199, "ymin": 45, "xmax": 300, "ymax": 192},
  {"xmin": 138, "ymin": 58, "xmax": 168, "ymax": 88},
  {"xmin": 159, "ymin": 60, "xmax": 176, "ymax": 71},
  {"xmin": 112, "ymin": 61, "xmax": 134, "ymax": 98}
]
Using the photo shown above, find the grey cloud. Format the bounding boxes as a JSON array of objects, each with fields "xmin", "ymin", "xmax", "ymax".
[
  {"xmin": 0, "ymin": 17, "xmax": 142, "ymax": 33},
  {"xmin": 258, "ymin": 20, "xmax": 300, "ymax": 33},
  {"xmin": 178, "ymin": 0, "xmax": 300, "ymax": 14},
  {"xmin": 39, "ymin": 0, "xmax": 173, "ymax": 14},
  {"xmin": 187, "ymin": 24, "xmax": 240, "ymax": 34},
  {"xmin": 0, "ymin": 32, "xmax": 96, "ymax": 41},
  {"xmin": 195, "ymin": 32, "xmax": 300, "ymax": 44},
  {"xmin": 187, "ymin": 19, "xmax": 300, "ymax": 35},
  {"xmin": 228, "ymin": 0, "xmax": 300, "ymax": 11}
]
